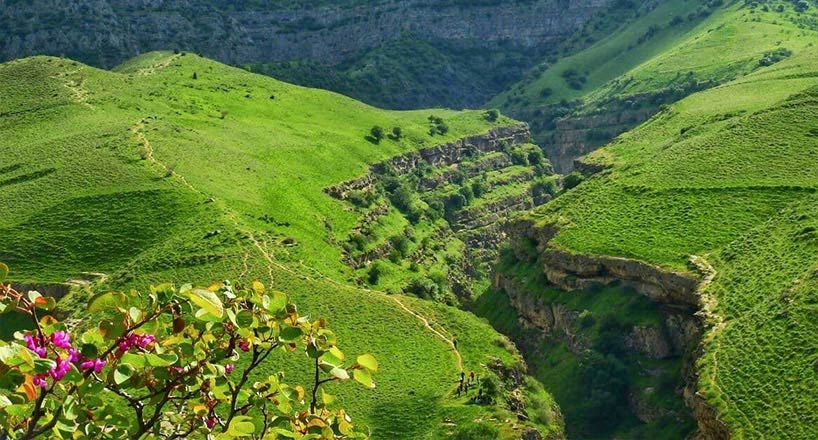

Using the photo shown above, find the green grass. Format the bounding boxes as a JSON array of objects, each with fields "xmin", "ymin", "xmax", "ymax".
[
  {"xmin": 492, "ymin": 0, "xmax": 818, "ymax": 147},
  {"xmin": 519, "ymin": 20, "xmax": 818, "ymax": 439},
  {"xmin": 0, "ymin": 52, "xmax": 560, "ymax": 438}
]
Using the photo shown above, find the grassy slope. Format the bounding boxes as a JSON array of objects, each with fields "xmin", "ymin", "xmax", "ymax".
[
  {"xmin": 491, "ymin": 0, "xmax": 818, "ymax": 140},
  {"xmin": 490, "ymin": 0, "xmax": 708, "ymax": 109},
  {"xmin": 522, "ymin": 27, "xmax": 818, "ymax": 438},
  {"xmin": 0, "ymin": 53, "xmax": 558, "ymax": 438}
]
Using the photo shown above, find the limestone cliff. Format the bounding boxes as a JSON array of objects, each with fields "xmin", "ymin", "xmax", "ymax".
[
  {"xmin": 0, "ymin": 0, "xmax": 620, "ymax": 108},
  {"xmin": 505, "ymin": 217, "xmax": 731, "ymax": 439}
]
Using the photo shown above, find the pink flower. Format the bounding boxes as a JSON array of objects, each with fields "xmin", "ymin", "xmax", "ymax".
[
  {"xmin": 68, "ymin": 348, "xmax": 81, "ymax": 364},
  {"xmin": 137, "ymin": 334, "xmax": 155, "ymax": 348},
  {"xmin": 118, "ymin": 339, "xmax": 131, "ymax": 353},
  {"xmin": 32, "ymin": 375, "xmax": 48, "ymax": 388},
  {"xmin": 80, "ymin": 358, "xmax": 106, "ymax": 374},
  {"xmin": 50, "ymin": 331, "xmax": 72, "ymax": 350},
  {"xmin": 205, "ymin": 416, "xmax": 217, "ymax": 429},
  {"xmin": 225, "ymin": 364, "xmax": 234, "ymax": 375},
  {"xmin": 24, "ymin": 334, "xmax": 47, "ymax": 358},
  {"xmin": 49, "ymin": 357, "xmax": 71, "ymax": 381},
  {"xmin": 118, "ymin": 333, "xmax": 156, "ymax": 352},
  {"xmin": 238, "ymin": 341, "xmax": 250, "ymax": 352}
]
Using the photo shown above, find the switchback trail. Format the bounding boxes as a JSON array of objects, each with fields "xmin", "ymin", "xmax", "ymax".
[{"xmin": 130, "ymin": 120, "xmax": 465, "ymax": 374}]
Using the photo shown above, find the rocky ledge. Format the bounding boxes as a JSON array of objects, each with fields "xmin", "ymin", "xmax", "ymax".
[
  {"xmin": 505, "ymin": 217, "xmax": 731, "ymax": 439},
  {"xmin": 325, "ymin": 124, "xmax": 530, "ymax": 200}
]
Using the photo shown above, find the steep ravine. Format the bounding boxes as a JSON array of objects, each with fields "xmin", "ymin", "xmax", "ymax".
[
  {"xmin": 326, "ymin": 123, "xmax": 556, "ymax": 300},
  {"xmin": 488, "ymin": 218, "xmax": 731, "ymax": 439}
]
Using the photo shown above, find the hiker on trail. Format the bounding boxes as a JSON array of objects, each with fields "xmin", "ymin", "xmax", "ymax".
[
  {"xmin": 460, "ymin": 371, "xmax": 465, "ymax": 383},
  {"xmin": 476, "ymin": 373, "xmax": 480, "ymax": 384},
  {"xmin": 469, "ymin": 371, "xmax": 475, "ymax": 383},
  {"xmin": 453, "ymin": 338, "xmax": 457, "ymax": 349},
  {"xmin": 456, "ymin": 383, "xmax": 462, "ymax": 397}
]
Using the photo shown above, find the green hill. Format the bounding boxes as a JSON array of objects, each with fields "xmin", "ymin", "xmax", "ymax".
[
  {"xmin": 491, "ymin": 0, "xmax": 818, "ymax": 171},
  {"xmin": 498, "ymin": 30, "xmax": 818, "ymax": 438},
  {"xmin": 0, "ymin": 52, "xmax": 563, "ymax": 439}
]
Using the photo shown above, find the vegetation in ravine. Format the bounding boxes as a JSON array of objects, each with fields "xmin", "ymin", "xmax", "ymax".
[
  {"xmin": 0, "ymin": 53, "xmax": 561, "ymax": 438},
  {"xmin": 472, "ymin": 250, "xmax": 696, "ymax": 440},
  {"xmin": 520, "ymin": 30, "xmax": 818, "ymax": 438}
]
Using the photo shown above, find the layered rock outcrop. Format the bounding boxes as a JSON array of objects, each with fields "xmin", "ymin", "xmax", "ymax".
[
  {"xmin": 505, "ymin": 217, "xmax": 731, "ymax": 439},
  {"xmin": 326, "ymin": 124, "xmax": 531, "ymax": 200}
]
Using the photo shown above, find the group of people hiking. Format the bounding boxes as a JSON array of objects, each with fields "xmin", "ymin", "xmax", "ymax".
[{"xmin": 456, "ymin": 370, "xmax": 480, "ymax": 398}]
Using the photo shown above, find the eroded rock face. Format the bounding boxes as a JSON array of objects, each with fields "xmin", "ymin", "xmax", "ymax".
[
  {"xmin": 0, "ymin": 1, "xmax": 618, "ymax": 68},
  {"xmin": 625, "ymin": 326, "xmax": 672, "ymax": 359},
  {"xmin": 326, "ymin": 124, "xmax": 531, "ymax": 200},
  {"xmin": 545, "ymin": 104, "xmax": 658, "ymax": 173},
  {"xmin": 505, "ymin": 217, "xmax": 731, "ymax": 438}
]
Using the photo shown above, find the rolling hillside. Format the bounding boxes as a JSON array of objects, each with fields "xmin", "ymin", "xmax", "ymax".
[
  {"xmin": 497, "ymin": 33, "xmax": 818, "ymax": 438},
  {"xmin": 0, "ymin": 52, "xmax": 563, "ymax": 439},
  {"xmin": 491, "ymin": 0, "xmax": 818, "ymax": 171}
]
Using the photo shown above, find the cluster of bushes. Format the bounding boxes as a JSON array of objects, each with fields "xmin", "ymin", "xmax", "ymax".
[
  {"xmin": 347, "ymin": 189, "xmax": 377, "ymax": 208},
  {"xmin": 483, "ymin": 109, "xmax": 500, "ymax": 122},
  {"xmin": 428, "ymin": 115, "xmax": 450, "ymax": 136},
  {"xmin": 368, "ymin": 125, "xmax": 403, "ymax": 144},
  {"xmin": 561, "ymin": 69, "xmax": 588, "ymax": 90},
  {"xmin": 404, "ymin": 270, "xmax": 448, "ymax": 302},
  {"xmin": 759, "ymin": 47, "xmax": 793, "ymax": 66}
]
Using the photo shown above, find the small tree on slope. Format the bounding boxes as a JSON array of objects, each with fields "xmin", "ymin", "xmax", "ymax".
[{"xmin": 0, "ymin": 263, "xmax": 377, "ymax": 439}]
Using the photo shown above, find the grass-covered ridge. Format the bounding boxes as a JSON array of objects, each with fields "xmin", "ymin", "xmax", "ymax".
[
  {"xmin": 0, "ymin": 52, "xmax": 560, "ymax": 438},
  {"xmin": 492, "ymin": 0, "xmax": 818, "ymax": 169},
  {"xmin": 520, "ymin": 33, "xmax": 818, "ymax": 437}
]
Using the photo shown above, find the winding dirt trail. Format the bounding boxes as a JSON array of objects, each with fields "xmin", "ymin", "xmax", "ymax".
[
  {"xmin": 389, "ymin": 295, "xmax": 464, "ymax": 371},
  {"xmin": 130, "ymin": 120, "xmax": 465, "ymax": 373}
]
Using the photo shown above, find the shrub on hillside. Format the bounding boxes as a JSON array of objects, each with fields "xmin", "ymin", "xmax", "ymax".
[
  {"xmin": 404, "ymin": 276, "xmax": 443, "ymax": 301},
  {"xmin": 370, "ymin": 125, "xmax": 386, "ymax": 143},
  {"xmin": 563, "ymin": 172, "xmax": 585, "ymax": 190},
  {"xmin": 483, "ymin": 109, "xmax": 500, "ymax": 122},
  {"xmin": 0, "ymin": 264, "xmax": 377, "ymax": 438},
  {"xmin": 428, "ymin": 115, "xmax": 449, "ymax": 136}
]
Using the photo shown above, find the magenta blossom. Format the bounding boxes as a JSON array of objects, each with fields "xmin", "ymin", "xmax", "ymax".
[
  {"xmin": 238, "ymin": 341, "xmax": 250, "ymax": 352},
  {"xmin": 225, "ymin": 364, "xmax": 234, "ymax": 375},
  {"xmin": 24, "ymin": 334, "xmax": 47, "ymax": 358},
  {"xmin": 32, "ymin": 374, "xmax": 48, "ymax": 388},
  {"xmin": 118, "ymin": 333, "xmax": 156, "ymax": 353},
  {"xmin": 205, "ymin": 416, "xmax": 217, "ymax": 429},
  {"xmin": 49, "ymin": 357, "xmax": 71, "ymax": 381},
  {"xmin": 50, "ymin": 331, "xmax": 72, "ymax": 350},
  {"xmin": 68, "ymin": 347, "xmax": 81, "ymax": 364},
  {"xmin": 80, "ymin": 358, "xmax": 106, "ymax": 374}
]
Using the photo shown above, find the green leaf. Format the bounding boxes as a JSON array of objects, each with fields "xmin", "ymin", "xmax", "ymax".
[
  {"xmin": 99, "ymin": 318, "xmax": 126, "ymax": 339},
  {"xmin": 268, "ymin": 291, "xmax": 288, "ymax": 313},
  {"xmin": 353, "ymin": 368, "xmax": 374, "ymax": 388},
  {"xmin": 321, "ymin": 388, "xmax": 335, "ymax": 406},
  {"xmin": 145, "ymin": 353, "xmax": 178, "ymax": 367},
  {"xmin": 114, "ymin": 364, "xmax": 134, "ymax": 385},
  {"xmin": 188, "ymin": 289, "xmax": 224, "ymax": 318},
  {"xmin": 236, "ymin": 310, "xmax": 254, "ymax": 328},
  {"xmin": 0, "ymin": 262, "xmax": 8, "ymax": 282},
  {"xmin": 279, "ymin": 326, "xmax": 302, "ymax": 342},
  {"xmin": 226, "ymin": 415, "xmax": 256, "ymax": 437},
  {"xmin": 88, "ymin": 292, "xmax": 129, "ymax": 313},
  {"xmin": 329, "ymin": 366, "xmax": 349, "ymax": 381},
  {"xmin": 120, "ymin": 352, "xmax": 146, "ymax": 368},
  {"xmin": 0, "ymin": 394, "xmax": 12, "ymax": 408},
  {"xmin": 357, "ymin": 354, "xmax": 378, "ymax": 372}
]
